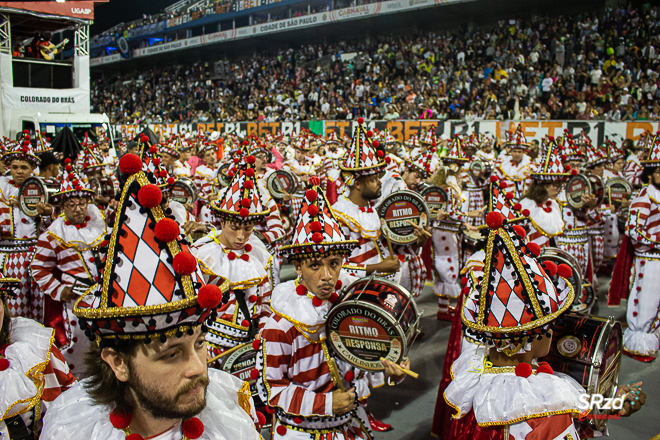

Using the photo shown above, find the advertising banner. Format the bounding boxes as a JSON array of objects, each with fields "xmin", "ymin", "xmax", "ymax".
[{"xmin": 1, "ymin": 87, "xmax": 90, "ymax": 113}]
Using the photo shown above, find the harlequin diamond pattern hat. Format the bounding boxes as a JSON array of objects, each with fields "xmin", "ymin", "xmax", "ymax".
[
  {"xmin": 442, "ymin": 135, "xmax": 469, "ymax": 163},
  {"xmin": 211, "ymin": 152, "xmax": 270, "ymax": 223},
  {"xmin": 605, "ymin": 138, "xmax": 625, "ymax": 163},
  {"xmin": 405, "ymin": 133, "xmax": 420, "ymax": 149},
  {"xmin": 462, "ymin": 212, "xmax": 575, "ymax": 354},
  {"xmin": 280, "ymin": 177, "xmax": 357, "ymax": 260},
  {"xmin": 504, "ymin": 124, "xmax": 530, "ymax": 151},
  {"xmin": 406, "ymin": 148, "xmax": 439, "ymax": 179},
  {"xmin": 325, "ymin": 130, "xmax": 341, "ymax": 144},
  {"xmin": 641, "ymin": 132, "xmax": 660, "ymax": 167},
  {"xmin": 52, "ymin": 166, "xmax": 96, "ymax": 205},
  {"xmin": 80, "ymin": 146, "xmax": 105, "ymax": 172},
  {"xmin": 530, "ymin": 137, "xmax": 571, "ymax": 182},
  {"xmin": 3, "ymin": 130, "xmax": 40, "ymax": 168},
  {"xmin": 160, "ymin": 134, "xmax": 183, "ymax": 158},
  {"xmin": 74, "ymin": 158, "xmax": 228, "ymax": 346},
  {"xmin": 487, "ymin": 175, "xmax": 529, "ymax": 223},
  {"xmin": 420, "ymin": 126, "xmax": 437, "ymax": 146},
  {"xmin": 584, "ymin": 143, "xmax": 608, "ymax": 168},
  {"xmin": 34, "ymin": 130, "xmax": 52, "ymax": 155},
  {"xmin": 293, "ymin": 133, "xmax": 312, "ymax": 151},
  {"xmin": 137, "ymin": 134, "xmax": 178, "ymax": 189},
  {"xmin": 339, "ymin": 118, "xmax": 386, "ymax": 177}
]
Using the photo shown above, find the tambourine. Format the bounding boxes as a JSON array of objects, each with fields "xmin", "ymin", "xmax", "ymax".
[
  {"xmin": 468, "ymin": 159, "xmax": 493, "ymax": 180},
  {"xmin": 417, "ymin": 183, "xmax": 448, "ymax": 214},
  {"xmin": 18, "ymin": 177, "xmax": 59, "ymax": 217},
  {"xmin": 266, "ymin": 169, "xmax": 298, "ymax": 200},
  {"xmin": 170, "ymin": 178, "xmax": 198, "ymax": 205},
  {"xmin": 89, "ymin": 177, "xmax": 116, "ymax": 200},
  {"xmin": 604, "ymin": 177, "xmax": 633, "ymax": 208},
  {"xmin": 377, "ymin": 190, "xmax": 429, "ymax": 245}
]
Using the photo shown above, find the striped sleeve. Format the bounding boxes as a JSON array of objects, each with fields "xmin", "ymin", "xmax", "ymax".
[
  {"xmin": 0, "ymin": 203, "xmax": 12, "ymax": 236},
  {"xmin": 624, "ymin": 161, "xmax": 642, "ymax": 187},
  {"xmin": 41, "ymin": 344, "xmax": 76, "ymax": 405},
  {"xmin": 260, "ymin": 317, "xmax": 334, "ymax": 417},
  {"xmin": 626, "ymin": 193, "xmax": 660, "ymax": 245},
  {"xmin": 255, "ymin": 198, "xmax": 285, "ymax": 245},
  {"xmin": 31, "ymin": 232, "xmax": 67, "ymax": 301},
  {"xmin": 194, "ymin": 172, "xmax": 213, "ymax": 202}
]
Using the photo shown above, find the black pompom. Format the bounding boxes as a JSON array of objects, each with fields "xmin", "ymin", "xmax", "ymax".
[
  {"xmin": 148, "ymin": 318, "xmax": 157, "ymax": 327},
  {"xmin": 132, "ymin": 319, "xmax": 140, "ymax": 327},
  {"xmin": 160, "ymin": 334, "xmax": 167, "ymax": 343},
  {"xmin": 144, "ymin": 337, "xmax": 151, "ymax": 344},
  {"xmin": 117, "ymin": 320, "xmax": 126, "ymax": 328},
  {"xmin": 165, "ymin": 315, "xmax": 174, "ymax": 324}
]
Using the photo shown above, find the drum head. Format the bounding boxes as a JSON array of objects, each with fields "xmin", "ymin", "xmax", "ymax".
[
  {"xmin": 281, "ymin": 212, "xmax": 294, "ymax": 236},
  {"xmin": 19, "ymin": 177, "xmax": 48, "ymax": 217},
  {"xmin": 267, "ymin": 170, "xmax": 297, "ymax": 199},
  {"xmin": 419, "ymin": 185, "xmax": 448, "ymax": 213},
  {"xmin": 217, "ymin": 163, "xmax": 232, "ymax": 187},
  {"xmin": 604, "ymin": 177, "xmax": 632, "ymax": 207},
  {"xmin": 89, "ymin": 177, "xmax": 102, "ymax": 197},
  {"xmin": 469, "ymin": 159, "xmax": 492, "ymax": 180},
  {"xmin": 538, "ymin": 247, "xmax": 583, "ymax": 309},
  {"xmin": 326, "ymin": 277, "xmax": 419, "ymax": 371},
  {"xmin": 377, "ymin": 190, "xmax": 429, "ymax": 245},
  {"xmin": 587, "ymin": 174, "xmax": 604, "ymax": 206},
  {"xmin": 566, "ymin": 174, "xmax": 592, "ymax": 210},
  {"xmin": 215, "ymin": 343, "xmax": 261, "ymax": 400},
  {"xmin": 170, "ymin": 178, "xmax": 197, "ymax": 205}
]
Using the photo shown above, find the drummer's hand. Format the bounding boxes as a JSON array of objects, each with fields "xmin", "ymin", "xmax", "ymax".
[
  {"xmin": 620, "ymin": 199, "xmax": 631, "ymax": 208},
  {"xmin": 183, "ymin": 221, "xmax": 206, "ymax": 236},
  {"xmin": 436, "ymin": 210, "xmax": 447, "ymax": 221},
  {"xmin": 95, "ymin": 195, "xmax": 110, "ymax": 205},
  {"xmin": 413, "ymin": 225, "xmax": 429, "ymax": 242},
  {"xmin": 60, "ymin": 286, "xmax": 78, "ymax": 302},
  {"xmin": 616, "ymin": 382, "xmax": 646, "ymax": 417},
  {"xmin": 582, "ymin": 193, "xmax": 597, "ymax": 209},
  {"xmin": 283, "ymin": 192, "xmax": 292, "ymax": 202},
  {"xmin": 110, "ymin": 199, "xmax": 119, "ymax": 209},
  {"xmin": 300, "ymin": 174, "xmax": 310, "ymax": 183},
  {"xmin": 382, "ymin": 358, "xmax": 408, "ymax": 383},
  {"xmin": 332, "ymin": 387, "xmax": 357, "ymax": 415},
  {"xmin": 468, "ymin": 207, "xmax": 487, "ymax": 218},
  {"xmin": 464, "ymin": 223, "xmax": 479, "ymax": 233},
  {"xmin": 36, "ymin": 202, "xmax": 53, "ymax": 216},
  {"xmin": 379, "ymin": 256, "xmax": 401, "ymax": 273}
]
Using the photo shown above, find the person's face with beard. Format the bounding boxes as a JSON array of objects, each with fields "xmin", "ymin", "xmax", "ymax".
[
  {"xmin": 403, "ymin": 168, "xmax": 422, "ymax": 191},
  {"xmin": 356, "ymin": 174, "xmax": 382, "ymax": 200},
  {"xmin": 102, "ymin": 326, "xmax": 209, "ymax": 422},
  {"xmin": 294, "ymin": 255, "xmax": 344, "ymax": 301}
]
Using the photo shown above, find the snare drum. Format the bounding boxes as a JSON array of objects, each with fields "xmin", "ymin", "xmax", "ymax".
[
  {"xmin": 462, "ymin": 229, "xmax": 485, "ymax": 263},
  {"xmin": 326, "ymin": 277, "xmax": 421, "ymax": 371},
  {"xmin": 18, "ymin": 177, "xmax": 59, "ymax": 217},
  {"xmin": 211, "ymin": 343, "xmax": 263, "ymax": 405},
  {"xmin": 541, "ymin": 314, "xmax": 623, "ymax": 433},
  {"xmin": 89, "ymin": 177, "xmax": 116, "ymax": 200},
  {"xmin": 537, "ymin": 247, "xmax": 596, "ymax": 313},
  {"xmin": 170, "ymin": 178, "xmax": 198, "ymax": 205}
]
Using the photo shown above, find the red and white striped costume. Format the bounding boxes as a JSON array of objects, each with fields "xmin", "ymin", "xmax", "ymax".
[
  {"xmin": 624, "ymin": 153, "xmax": 643, "ymax": 188},
  {"xmin": 0, "ymin": 176, "xmax": 48, "ymax": 322},
  {"xmin": 256, "ymin": 280, "xmax": 378, "ymax": 439},
  {"xmin": 193, "ymin": 231, "xmax": 272, "ymax": 358},
  {"xmin": 193, "ymin": 164, "xmax": 219, "ymax": 202},
  {"xmin": 1, "ymin": 317, "xmax": 76, "ymax": 438},
  {"xmin": 518, "ymin": 197, "xmax": 564, "ymax": 251},
  {"xmin": 494, "ymin": 154, "xmax": 534, "ymax": 200},
  {"xmin": 30, "ymin": 204, "xmax": 105, "ymax": 376},
  {"xmin": 254, "ymin": 176, "xmax": 286, "ymax": 285},
  {"xmin": 332, "ymin": 196, "xmax": 400, "ymax": 284},
  {"xmin": 622, "ymin": 184, "xmax": 660, "ymax": 357}
]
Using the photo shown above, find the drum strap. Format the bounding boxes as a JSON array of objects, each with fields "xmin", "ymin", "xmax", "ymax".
[
  {"xmin": 4, "ymin": 414, "xmax": 31, "ymax": 440},
  {"xmin": 234, "ymin": 290, "xmax": 257, "ymax": 338}
]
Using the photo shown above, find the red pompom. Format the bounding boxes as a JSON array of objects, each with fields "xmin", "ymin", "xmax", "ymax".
[
  {"xmin": 149, "ymin": 146, "xmax": 158, "ymax": 154},
  {"xmin": 376, "ymin": 150, "xmax": 384, "ymax": 158},
  {"xmin": 306, "ymin": 189, "xmax": 318, "ymax": 202},
  {"xmin": 182, "ymin": 417, "xmax": 204, "ymax": 439},
  {"xmin": 246, "ymin": 168, "xmax": 255, "ymax": 177},
  {"xmin": 512, "ymin": 225, "xmax": 526, "ymax": 239},
  {"xmin": 513, "ymin": 203, "xmax": 522, "ymax": 211},
  {"xmin": 541, "ymin": 261, "xmax": 558, "ymax": 277},
  {"xmin": 159, "ymin": 170, "xmax": 168, "ymax": 178},
  {"xmin": 0, "ymin": 358, "xmax": 9, "ymax": 371},
  {"xmin": 198, "ymin": 284, "xmax": 222, "ymax": 309},
  {"xmin": 357, "ymin": 117, "xmax": 364, "ymax": 124},
  {"xmin": 243, "ymin": 140, "xmax": 249, "ymax": 146},
  {"xmin": 246, "ymin": 155, "xmax": 256, "ymax": 164},
  {"xmin": 256, "ymin": 411, "xmax": 266, "ymax": 427},
  {"xmin": 239, "ymin": 207, "xmax": 250, "ymax": 217},
  {"xmin": 310, "ymin": 176, "xmax": 321, "ymax": 186},
  {"xmin": 249, "ymin": 295, "xmax": 257, "ymax": 303},
  {"xmin": 227, "ymin": 171, "xmax": 235, "ymax": 178},
  {"xmin": 293, "ymin": 416, "xmax": 303, "ymax": 424},
  {"xmin": 227, "ymin": 252, "xmax": 236, "ymax": 261},
  {"xmin": 247, "ymin": 367, "xmax": 260, "ymax": 381},
  {"xmin": 241, "ymin": 198, "xmax": 251, "ymax": 208},
  {"xmin": 486, "ymin": 212, "xmax": 505, "ymax": 230},
  {"xmin": 385, "ymin": 156, "xmax": 392, "ymax": 164},
  {"xmin": 312, "ymin": 297, "xmax": 323, "ymax": 307},
  {"xmin": 372, "ymin": 140, "xmax": 380, "ymax": 148},
  {"xmin": 515, "ymin": 362, "xmax": 533, "ymax": 378},
  {"xmin": 167, "ymin": 177, "xmax": 176, "ymax": 185},
  {"xmin": 565, "ymin": 164, "xmax": 571, "ymax": 171},
  {"xmin": 571, "ymin": 169, "xmax": 578, "ymax": 175},
  {"xmin": 335, "ymin": 280, "xmax": 343, "ymax": 290},
  {"xmin": 65, "ymin": 165, "xmax": 72, "ymax": 172},
  {"xmin": 557, "ymin": 263, "xmax": 573, "ymax": 279},
  {"xmin": 172, "ymin": 252, "xmax": 197, "ymax": 275},
  {"xmin": 296, "ymin": 284, "xmax": 307, "ymax": 296},
  {"xmin": 310, "ymin": 221, "xmax": 323, "ymax": 232},
  {"xmin": 276, "ymin": 425, "xmax": 287, "ymax": 436},
  {"xmin": 498, "ymin": 181, "xmax": 508, "ymax": 189},
  {"xmin": 244, "ymin": 243, "xmax": 252, "ymax": 252},
  {"xmin": 527, "ymin": 242, "xmax": 541, "ymax": 257},
  {"xmin": 366, "ymin": 130, "xmax": 373, "ymax": 138},
  {"xmin": 109, "ymin": 409, "xmax": 132, "ymax": 430},
  {"xmin": 329, "ymin": 292, "xmax": 339, "ymax": 303},
  {"xmin": 245, "ymin": 180, "xmax": 254, "ymax": 189},
  {"xmin": 522, "ymin": 209, "xmax": 531, "ymax": 216},
  {"xmin": 140, "ymin": 134, "xmax": 149, "ymax": 143},
  {"xmin": 119, "ymin": 154, "xmax": 143, "ymax": 175},
  {"xmin": 345, "ymin": 370, "xmax": 355, "ymax": 382},
  {"xmin": 64, "ymin": 158, "xmax": 71, "ymax": 164},
  {"xmin": 252, "ymin": 339, "xmax": 261, "ymax": 350},
  {"xmin": 505, "ymin": 192, "xmax": 514, "ymax": 200},
  {"xmin": 536, "ymin": 363, "xmax": 554, "ymax": 375},
  {"xmin": 307, "ymin": 205, "xmax": 319, "ymax": 216},
  {"xmin": 489, "ymin": 175, "xmax": 499, "ymax": 183},
  {"xmin": 155, "ymin": 218, "xmax": 180, "ymax": 242},
  {"xmin": 312, "ymin": 232, "xmax": 324, "ymax": 243},
  {"xmin": 240, "ymin": 253, "xmax": 250, "ymax": 262},
  {"xmin": 233, "ymin": 157, "xmax": 240, "ymax": 164}
]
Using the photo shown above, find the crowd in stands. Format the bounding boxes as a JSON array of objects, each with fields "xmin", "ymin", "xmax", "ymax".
[{"xmin": 91, "ymin": 4, "xmax": 660, "ymax": 124}]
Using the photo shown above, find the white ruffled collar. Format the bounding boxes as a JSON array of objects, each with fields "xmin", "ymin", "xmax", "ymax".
[
  {"xmin": 1, "ymin": 317, "xmax": 55, "ymax": 418},
  {"xmin": 331, "ymin": 195, "xmax": 381, "ymax": 239},
  {"xmin": 270, "ymin": 280, "xmax": 332, "ymax": 332},
  {"xmin": 47, "ymin": 204, "xmax": 106, "ymax": 251},
  {"xmin": 192, "ymin": 232, "xmax": 271, "ymax": 290},
  {"xmin": 195, "ymin": 165, "xmax": 218, "ymax": 180},
  {"xmin": 40, "ymin": 369, "xmax": 260, "ymax": 440},
  {"xmin": 519, "ymin": 197, "xmax": 564, "ymax": 237},
  {"xmin": 500, "ymin": 154, "xmax": 531, "ymax": 172},
  {"xmin": 0, "ymin": 175, "xmax": 19, "ymax": 205},
  {"xmin": 444, "ymin": 348, "xmax": 586, "ymax": 426}
]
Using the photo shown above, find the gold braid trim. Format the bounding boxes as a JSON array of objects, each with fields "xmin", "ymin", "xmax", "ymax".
[{"xmin": 237, "ymin": 380, "xmax": 253, "ymax": 418}]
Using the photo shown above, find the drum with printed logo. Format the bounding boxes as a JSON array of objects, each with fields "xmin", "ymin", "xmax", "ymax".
[
  {"xmin": 377, "ymin": 190, "xmax": 429, "ymax": 245},
  {"xmin": 266, "ymin": 169, "xmax": 298, "ymax": 200},
  {"xmin": 170, "ymin": 178, "xmax": 198, "ymax": 205},
  {"xmin": 538, "ymin": 247, "xmax": 595, "ymax": 314},
  {"xmin": 280, "ymin": 211, "xmax": 294, "ymax": 237},
  {"xmin": 541, "ymin": 314, "xmax": 622, "ymax": 432},
  {"xmin": 210, "ymin": 342, "xmax": 263, "ymax": 405},
  {"xmin": 89, "ymin": 177, "xmax": 116, "ymax": 200},
  {"xmin": 566, "ymin": 174, "xmax": 592, "ymax": 210},
  {"xmin": 417, "ymin": 183, "xmax": 448, "ymax": 214},
  {"xmin": 18, "ymin": 177, "xmax": 59, "ymax": 217},
  {"xmin": 604, "ymin": 177, "xmax": 632, "ymax": 208},
  {"xmin": 326, "ymin": 277, "xmax": 421, "ymax": 371},
  {"xmin": 217, "ymin": 163, "xmax": 232, "ymax": 187},
  {"xmin": 468, "ymin": 159, "xmax": 493, "ymax": 181}
]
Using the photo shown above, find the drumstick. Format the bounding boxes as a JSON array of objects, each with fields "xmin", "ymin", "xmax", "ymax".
[
  {"xmin": 380, "ymin": 218, "xmax": 395, "ymax": 257},
  {"xmin": 326, "ymin": 357, "xmax": 346, "ymax": 392},
  {"xmin": 405, "ymin": 219, "xmax": 432, "ymax": 237},
  {"xmin": 379, "ymin": 357, "xmax": 419, "ymax": 379}
]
